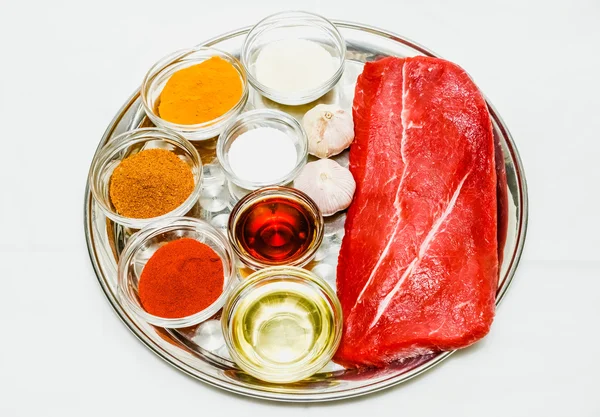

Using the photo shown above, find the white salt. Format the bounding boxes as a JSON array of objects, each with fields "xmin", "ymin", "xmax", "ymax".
[{"xmin": 227, "ymin": 127, "xmax": 297, "ymax": 184}]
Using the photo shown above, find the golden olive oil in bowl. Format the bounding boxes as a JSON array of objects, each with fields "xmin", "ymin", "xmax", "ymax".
[{"xmin": 222, "ymin": 266, "xmax": 342, "ymax": 383}]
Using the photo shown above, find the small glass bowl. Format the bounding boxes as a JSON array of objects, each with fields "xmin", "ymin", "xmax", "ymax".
[
  {"xmin": 89, "ymin": 128, "xmax": 203, "ymax": 230},
  {"xmin": 217, "ymin": 109, "xmax": 308, "ymax": 190},
  {"xmin": 227, "ymin": 186, "xmax": 324, "ymax": 270},
  {"xmin": 141, "ymin": 46, "xmax": 249, "ymax": 142},
  {"xmin": 241, "ymin": 11, "xmax": 346, "ymax": 105},
  {"xmin": 118, "ymin": 217, "xmax": 238, "ymax": 329},
  {"xmin": 222, "ymin": 266, "xmax": 343, "ymax": 383}
]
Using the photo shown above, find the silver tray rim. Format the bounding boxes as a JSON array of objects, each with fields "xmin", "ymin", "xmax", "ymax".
[{"xmin": 84, "ymin": 20, "xmax": 529, "ymax": 402}]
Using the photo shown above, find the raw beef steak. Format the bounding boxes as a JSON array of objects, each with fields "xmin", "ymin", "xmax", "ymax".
[{"xmin": 335, "ymin": 56, "xmax": 498, "ymax": 368}]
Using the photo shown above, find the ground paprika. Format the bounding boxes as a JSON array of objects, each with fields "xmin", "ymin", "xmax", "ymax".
[{"xmin": 138, "ymin": 238, "xmax": 224, "ymax": 318}]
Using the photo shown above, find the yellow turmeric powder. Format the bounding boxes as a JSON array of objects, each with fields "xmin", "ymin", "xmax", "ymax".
[{"xmin": 158, "ymin": 56, "xmax": 243, "ymax": 125}]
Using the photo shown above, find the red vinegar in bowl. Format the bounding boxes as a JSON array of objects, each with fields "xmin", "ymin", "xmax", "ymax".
[{"xmin": 228, "ymin": 187, "xmax": 324, "ymax": 270}]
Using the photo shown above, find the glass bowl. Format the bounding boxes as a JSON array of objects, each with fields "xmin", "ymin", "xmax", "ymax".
[
  {"xmin": 89, "ymin": 128, "xmax": 203, "ymax": 230},
  {"xmin": 221, "ymin": 266, "xmax": 343, "ymax": 383},
  {"xmin": 141, "ymin": 46, "xmax": 249, "ymax": 142},
  {"xmin": 118, "ymin": 217, "xmax": 238, "ymax": 329},
  {"xmin": 241, "ymin": 11, "xmax": 346, "ymax": 105},
  {"xmin": 227, "ymin": 186, "xmax": 324, "ymax": 270},
  {"xmin": 217, "ymin": 109, "xmax": 308, "ymax": 190}
]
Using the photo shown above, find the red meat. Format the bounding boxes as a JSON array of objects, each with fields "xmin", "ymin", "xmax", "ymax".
[{"xmin": 335, "ymin": 56, "xmax": 498, "ymax": 368}]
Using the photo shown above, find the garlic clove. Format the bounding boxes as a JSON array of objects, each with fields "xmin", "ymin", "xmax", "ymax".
[
  {"xmin": 303, "ymin": 104, "xmax": 354, "ymax": 159},
  {"xmin": 293, "ymin": 158, "xmax": 356, "ymax": 217}
]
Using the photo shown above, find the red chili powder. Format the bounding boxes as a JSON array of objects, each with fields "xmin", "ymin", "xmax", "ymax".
[{"xmin": 138, "ymin": 238, "xmax": 224, "ymax": 318}]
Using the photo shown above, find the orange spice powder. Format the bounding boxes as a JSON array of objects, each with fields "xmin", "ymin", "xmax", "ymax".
[
  {"xmin": 109, "ymin": 148, "xmax": 194, "ymax": 219},
  {"xmin": 158, "ymin": 56, "xmax": 243, "ymax": 125}
]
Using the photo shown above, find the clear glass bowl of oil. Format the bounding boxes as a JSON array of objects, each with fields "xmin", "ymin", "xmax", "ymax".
[{"xmin": 221, "ymin": 266, "xmax": 342, "ymax": 383}]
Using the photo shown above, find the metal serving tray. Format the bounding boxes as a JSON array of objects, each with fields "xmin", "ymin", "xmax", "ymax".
[{"xmin": 84, "ymin": 21, "xmax": 528, "ymax": 402}]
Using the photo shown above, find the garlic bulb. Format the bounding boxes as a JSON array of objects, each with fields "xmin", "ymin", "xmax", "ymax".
[
  {"xmin": 294, "ymin": 159, "xmax": 356, "ymax": 216},
  {"xmin": 303, "ymin": 104, "xmax": 354, "ymax": 158}
]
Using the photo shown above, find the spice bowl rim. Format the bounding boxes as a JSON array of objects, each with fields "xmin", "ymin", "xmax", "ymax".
[
  {"xmin": 88, "ymin": 127, "xmax": 203, "ymax": 230},
  {"xmin": 221, "ymin": 265, "xmax": 343, "ymax": 383},
  {"xmin": 241, "ymin": 10, "xmax": 346, "ymax": 105},
  {"xmin": 117, "ymin": 216, "xmax": 238, "ymax": 329},
  {"xmin": 216, "ymin": 108, "xmax": 309, "ymax": 190},
  {"xmin": 141, "ymin": 46, "xmax": 249, "ymax": 142},
  {"xmin": 227, "ymin": 186, "xmax": 324, "ymax": 270}
]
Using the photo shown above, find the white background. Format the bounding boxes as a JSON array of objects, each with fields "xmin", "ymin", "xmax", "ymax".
[{"xmin": 1, "ymin": 0, "xmax": 599, "ymax": 415}]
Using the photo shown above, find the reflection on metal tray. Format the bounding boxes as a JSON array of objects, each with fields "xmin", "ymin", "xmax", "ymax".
[{"xmin": 84, "ymin": 21, "xmax": 528, "ymax": 402}]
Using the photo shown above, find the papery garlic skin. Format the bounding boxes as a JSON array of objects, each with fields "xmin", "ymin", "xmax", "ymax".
[
  {"xmin": 303, "ymin": 104, "xmax": 354, "ymax": 158},
  {"xmin": 294, "ymin": 159, "xmax": 356, "ymax": 216}
]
